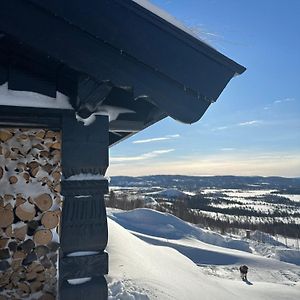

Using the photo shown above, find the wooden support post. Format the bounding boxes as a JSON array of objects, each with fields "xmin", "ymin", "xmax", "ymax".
[{"xmin": 59, "ymin": 115, "xmax": 109, "ymax": 300}]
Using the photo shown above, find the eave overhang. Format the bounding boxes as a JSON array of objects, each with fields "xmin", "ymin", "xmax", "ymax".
[{"xmin": 0, "ymin": 0, "xmax": 245, "ymax": 145}]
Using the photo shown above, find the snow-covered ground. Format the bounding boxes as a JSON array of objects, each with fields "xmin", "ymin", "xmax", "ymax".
[{"xmin": 106, "ymin": 208, "xmax": 300, "ymax": 300}]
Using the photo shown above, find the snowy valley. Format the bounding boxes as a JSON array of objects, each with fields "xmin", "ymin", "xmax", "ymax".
[
  {"xmin": 106, "ymin": 208, "xmax": 300, "ymax": 300},
  {"xmin": 106, "ymin": 176, "xmax": 300, "ymax": 299}
]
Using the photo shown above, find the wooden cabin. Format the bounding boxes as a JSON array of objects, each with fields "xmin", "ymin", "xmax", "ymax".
[{"xmin": 0, "ymin": 1, "xmax": 245, "ymax": 299}]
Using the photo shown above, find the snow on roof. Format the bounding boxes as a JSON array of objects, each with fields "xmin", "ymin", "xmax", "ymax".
[
  {"xmin": 132, "ymin": 0, "xmax": 209, "ymax": 43},
  {"xmin": 0, "ymin": 83, "xmax": 72, "ymax": 110}
]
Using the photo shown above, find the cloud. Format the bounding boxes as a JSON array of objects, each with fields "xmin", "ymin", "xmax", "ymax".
[
  {"xmin": 107, "ymin": 151, "xmax": 300, "ymax": 177},
  {"xmin": 110, "ymin": 149, "xmax": 175, "ymax": 163},
  {"xmin": 212, "ymin": 126, "xmax": 229, "ymax": 131},
  {"xmin": 133, "ymin": 134, "xmax": 180, "ymax": 144},
  {"xmin": 238, "ymin": 120, "xmax": 262, "ymax": 126},
  {"xmin": 166, "ymin": 134, "xmax": 180, "ymax": 138},
  {"xmin": 220, "ymin": 148, "xmax": 235, "ymax": 151},
  {"xmin": 212, "ymin": 121, "xmax": 262, "ymax": 131},
  {"xmin": 274, "ymin": 97, "xmax": 295, "ymax": 104}
]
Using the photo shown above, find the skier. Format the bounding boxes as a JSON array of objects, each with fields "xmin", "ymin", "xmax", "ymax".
[{"xmin": 239, "ymin": 265, "xmax": 248, "ymax": 281}]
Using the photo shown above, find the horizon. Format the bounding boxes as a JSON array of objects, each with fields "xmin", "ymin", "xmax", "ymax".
[
  {"xmin": 108, "ymin": 0, "xmax": 300, "ymax": 178},
  {"xmin": 108, "ymin": 174, "xmax": 300, "ymax": 179}
]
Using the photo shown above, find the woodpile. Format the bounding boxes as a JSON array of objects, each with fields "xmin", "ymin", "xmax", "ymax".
[{"xmin": 0, "ymin": 128, "xmax": 61, "ymax": 299}]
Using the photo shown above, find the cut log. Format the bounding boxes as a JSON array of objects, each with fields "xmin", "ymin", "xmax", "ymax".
[
  {"xmin": 33, "ymin": 264, "xmax": 44, "ymax": 274},
  {"xmin": 16, "ymin": 196, "xmax": 26, "ymax": 206},
  {"xmin": 50, "ymin": 254, "xmax": 58, "ymax": 265},
  {"xmin": 52, "ymin": 171, "xmax": 61, "ymax": 182},
  {"xmin": 0, "ymin": 260, "xmax": 10, "ymax": 272},
  {"xmin": 17, "ymin": 282, "xmax": 30, "ymax": 297},
  {"xmin": 4, "ymin": 194, "xmax": 13, "ymax": 201},
  {"xmin": 42, "ymin": 163, "xmax": 53, "ymax": 174},
  {"xmin": 11, "ymin": 265, "xmax": 26, "ymax": 282},
  {"xmin": 26, "ymin": 270, "xmax": 37, "ymax": 281},
  {"xmin": 27, "ymin": 262, "xmax": 44, "ymax": 273},
  {"xmin": 8, "ymin": 241, "xmax": 18, "ymax": 252},
  {"xmin": 30, "ymin": 166, "xmax": 40, "ymax": 177},
  {"xmin": 0, "ymin": 130, "xmax": 13, "ymax": 142},
  {"xmin": 45, "ymin": 130, "xmax": 56, "ymax": 139},
  {"xmin": 33, "ymin": 144, "xmax": 44, "ymax": 150},
  {"xmin": 0, "ymin": 166, "xmax": 3, "ymax": 180},
  {"xmin": 35, "ymin": 245, "xmax": 49, "ymax": 258},
  {"xmin": 16, "ymin": 203, "xmax": 36, "ymax": 221},
  {"xmin": 13, "ymin": 250, "xmax": 26, "ymax": 260},
  {"xmin": 9, "ymin": 175, "xmax": 18, "ymax": 184},
  {"xmin": 14, "ymin": 224, "xmax": 27, "ymax": 241},
  {"xmin": 40, "ymin": 255, "xmax": 52, "ymax": 269},
  {"xmin": 34, "ymin": 229, "xmax": 52, "ymax": 245},
  {"xmin": 41, "ymin": 211, "xmax": 59, "ymax": 229},
  {"xmin": 20, "ymin": 239, "xmax": 35, "ymax": 254},
  {"xmin": 47, "ymin": 241, "xmax": 60, "ymax": 252},
  {"xmin": 0, "ymin": 248, "xmax": 10, "ymax": 259},
  {"xmin": 5, "ymin": 225, "xmax": 13, "ymax": 238},
  {"xmin": 22, "ymin": 252, "xmax": 38, "ymax": 266},
  {"xmin": 36, "ymin": 272, "xmax": 46, "ymax": 282},
  {"xmin": 17, "ymin": 162, "xmax": 26, "ymax": 171},
  {"xmin": 39, "ymin": 150, "xmax": 50, "ymax": 158},
  {"xmin": 53, "ymin": 184, "xmax": 61, "ymax": 193},
  {"xmin": 27, "ymin": 220, "xmax": 39, "ymax": 236},
  {"xmin": 26, "ymin": 261, "xmax": 38, "ymax": 272},
  {"xmin": 52, "ymin": 150, "xmax": 61, "ymax": 163},
  {"xmin": 50, "ymin": 142, "xmax": 61, "ymax": 150},
  {"xmin": 0, "ymin": 207, "xmax": 14, "ymax": 228},
  {"xmin": 11, "ymin": 258, "xmax": 22, "ymax": 270},
  {"xmin": 19, "ymin": 133, "xmax": 28, "ymax": 140},
  {"xmin": 28, "ymin": 161, "xmax": 40, "ymax": 170},
  {"xmin": 34, "ymin": 194, "xmax": 53, "ymax": 211},
  {"xmin": 30, "ymin": 280, "xmax": 43, "ymax": 293},
  {"xmin": 4, "ymin": 203, "xmax": 13, "ymax": 210},
  {"xmin": 36, "ymin": 130, "xmax": 45, "ymax": 139},
  {"xmin": 23, "ymin": 172, "xmax": 30, "ymax": 182},
  {"xmin": 0, "ymin": 271, "xmax": 11, "ymax": 288},
  {"xmin": 0, "ymin": 238, "xmax": 9, "ymax": 248}
]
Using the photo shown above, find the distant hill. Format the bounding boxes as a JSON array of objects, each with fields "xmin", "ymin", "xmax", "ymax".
[
  {"xmin": 148, "ymin": 188, "xmax": 189, "ymax": 199},
  {"xmin": 110, "ymin": 175, "xmax": 300, "ymax": 192}
]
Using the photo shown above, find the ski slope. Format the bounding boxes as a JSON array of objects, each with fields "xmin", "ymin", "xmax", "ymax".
[{"xmin": 106, "ymin": 208, "xmax": 300, "ymax": 300}]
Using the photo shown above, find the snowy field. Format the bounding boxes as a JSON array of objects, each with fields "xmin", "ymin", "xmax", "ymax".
[{"xmin": 106, "ymin": 208, "xmax": 300, "ymax": 300}]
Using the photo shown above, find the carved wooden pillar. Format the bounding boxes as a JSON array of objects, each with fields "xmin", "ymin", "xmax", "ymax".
[{"xmin": 59, "ymin": 114, "xmax": 109, "ymax": 300}]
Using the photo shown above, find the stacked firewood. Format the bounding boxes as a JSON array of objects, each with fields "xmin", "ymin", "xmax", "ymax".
[{"xmin": 0, "ymin": 129, "xmax": 61, "ymax": 299}]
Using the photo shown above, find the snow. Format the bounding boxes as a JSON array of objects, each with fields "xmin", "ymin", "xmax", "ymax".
[
  {"xmin": 67, "ymin": 251, "xmax": 99, "ymax": 257},
  {"xmin": 108, "ymin": 209, "xmax": 250, "ymax": 252},
  {"xmin": 0, "ymin": 83, "xmax": 72, "ymax": 110},
  {"xmin": 0, "ymin": 84, "xmax": 134, "ymax": 126},
  {"xmin": 106, "ymin": 208, "xmax": 300, "ymax": 300},
  {"xmin": 148, "ymin": 188, "xmax": 189, "ymax": 199},
  {"xmin": 132, "ymin": 0, "xmax": 210, "ymax": 44},
  {"xmin": 275, "ymin": 249, "xmax": 300, "ymax": 266},
  {"xmin": 68, "ymin": 278, "xmax": 92, "ymax": 285},
  {"xmin": 143, "ymin": 196, "xmax": 158, "ymax": 207},
  {"xmin": 66, "ymin": 173, "xmax": 107, "ymax": 181},
  {"xmin": 280, "ymin": 194, "xmax": 300, "ymax": 202},
  {"xmin": 76, "ymin": 105, "xmax": 135, "ymax": 126}
]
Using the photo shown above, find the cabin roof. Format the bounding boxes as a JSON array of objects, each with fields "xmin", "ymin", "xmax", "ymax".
[{"xmin": 0, "ymin": 0, "xmax": 245, "ymax": 146}]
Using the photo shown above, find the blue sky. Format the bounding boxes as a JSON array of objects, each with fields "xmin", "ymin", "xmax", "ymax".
[{"xmin": 107, "ymin": 0, "xmax": 300, "ymax": 177}]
